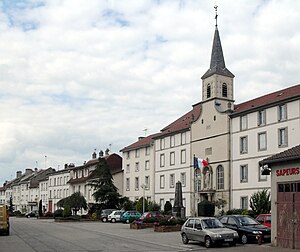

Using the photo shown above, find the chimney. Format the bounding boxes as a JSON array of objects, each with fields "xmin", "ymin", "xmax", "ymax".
[
  {"xmin": 99, "ymin": 150, "xmax": 104, "ymax": 157},
  {"xmin": 64, "ymin": 163, "xmax": 68, "ymax": 169},
  {"xmin": 105, "ymin": 148, "xmax": 109, "ymax": 156},
  {"xmin": 25, "ymin": 168, "xmax": 33, "ymax": 175},
  {"xmin": 92, "ymin": 151, "xmax": 97, "ymax": 159},
  {"xmin": 16, "ymin": 171, "xmax": 22, "ymax": 178},
  {"xmin": 34, "ymin": 168, "xmax": 38, "ymax": 173},
  {"xmin": 138, "ymin": 136, "xmax": 145, "ymax": 141}
]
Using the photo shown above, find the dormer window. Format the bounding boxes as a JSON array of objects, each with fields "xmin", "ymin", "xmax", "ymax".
[
  {"xmin": 207, "ymin": 84, "xmax": 211, "ymax": 98},
  {"xmin": 222, "ymin": 83, "xmax": 227, "ymax": 97}
]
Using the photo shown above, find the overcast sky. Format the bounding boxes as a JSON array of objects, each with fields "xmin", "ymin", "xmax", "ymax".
[{"xmin": 0, "ymin": 0, "xmax": 299, "ymax": 185}]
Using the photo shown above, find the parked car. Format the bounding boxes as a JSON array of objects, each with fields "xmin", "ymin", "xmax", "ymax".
[
  {"xmin": 181, "ymin": 217, "xmax": 239, "ymax": 248},
  {"xmin": 100, "ymin": 209, "xmax": 117, "ymax": 222},
  {"xmin": 25, "ymin": 210, "xmax": 38, "ymax": 218},
  {"xmin": 120, "ymin": 210, "xmax": 141, "ymax": 223},
  {"xmin": 107, "ymin": 210, "xmax": 124, "ymax": 223},
  {"xmin": 256, "ymin": 214, "xmax": 271, "ymax": 227},
  {"xmin": 218, "ymin": 215, "xmax": 271, "ymax": 244},
  {"xmin": 139, "ymin": 211, "xmax": 164, "ymax": 220}
]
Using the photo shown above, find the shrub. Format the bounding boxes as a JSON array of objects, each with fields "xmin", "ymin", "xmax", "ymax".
[
  {"xmin": 226, "ymin": 209, "xmax": 243, "ymax": 215},
  {"xmin": 63, "ymin": 206, "xmax": 72, "ymax": 217},
  {"xmin": 164, "ymin": 201, "xmax": 172, "ymax": 215},
  {"xmin": 198, "ymin": 199, "xmax": 215, "ymax": 217},
  {"xmin": 91, "ymin": 212, "xmax": 97, "ymax": 220},
  {"xmin": 14, "ymin": 210, "xmax": 22, "ymax": 216},
  {"xmin": 143, "ymin": 217, "xmax": 158, "ymax": 223},
  {"xmin": 54, "ymin": 209, "xmax": 63, "ymax": 218},
  {"xmin": 44, "ymin": 211, "xmax": 53, "ymax": 218}
]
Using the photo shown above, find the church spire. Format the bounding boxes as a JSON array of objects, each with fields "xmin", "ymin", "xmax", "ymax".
[{"xmin": 201, "ymin": 6, "xmax": 234, "ymax": 80}]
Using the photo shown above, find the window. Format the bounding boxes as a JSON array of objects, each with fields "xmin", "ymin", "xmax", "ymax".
[
  {"xmin": 126, "ymin": 164, "xmax": 130, "ymax": 173},
  {"xmin": 126, "ymin": 151, "xmax": 130, "ymax": 159},
  {"xmin": 160, "ymin": 175, "xmax": 165, "ymax": 189},
  {"xmin": 181, "ymin": 132, "xmax": 186, "ymax": 145},
  {"xmin": 145, "ymin": 160, "xmax": 150, "ymax": 170},
  {"xmin": 240, "ymin": 115, "xmax": 248, "ymax": 130},
  {"xmin": 145, "ymin": 176, "xmax": 150, "ymax": 189},
  {"xmin": 160, "ymin": 138, "xmax": 165, "ymax": 150},
  {"xmin": 240, "ymin": 165, "xmax": 248, "ymax": 183},
  {"xmin": 258, "ymin": 110, "xmax": 266, "ymax": 126},
  {"xmin": 170, "ymin": 135, "xmax": 175, "ymax": 147},
  {"xmin": 126, "ymin": 178, "xmax": 130, "ymax": 191},
  {"xmin": 135, "ymin": 177, "xmax": 139, "ymax": 191},
  {"xmin": 258, "ymin": 165, "xmax": 267, "ymax": 182},
  {"xmin": 145, "ymin": 146, "xmax": 150, "ymax": 156},
  {"xmin": 240, "ymin": 136, "xmax": 248, "ymax": 154},
  {"xmin": 222, "ymin": 83, "xmax": 227, "ymax": 97},
  {"xmin": 135, "ymin": 149, "xmax": 140, "ymax": 158},
  {"xmin": 170, "ymin": 174, "xmax": 175, "ymax": 188},
  {"xmin": 278, "ymin": 104, "xmax": 287, "ymax": 121},
  {"xmin": 217, "ymin": 165, "xmax": 224, "ymax": 190},
  {"xmin": 207, "ymin": 84, "xmax": 211, "ymax": 98},
  {"xmin": 240, "ymin": 196, "xmax": 248, "ymax": 209},
  {"xmin": 160, "ymin": 154, "xmax": 165, "ymax": 167},
  {"xmin": 170, "ymin": 152, "xmax": 175, "ymax": 166},
  {"xmin": 180, "ymin": 172, "xmax": 186, "ymax": 187},
  {"xmin": 181, "ymin": 149, "xmax": 186, "ymax": 164},
  {"xmin": 135, "ymin": 162, "xmax": 139, "ymax": 172},
  {"xmin": 258, "ymin": 132, "xmax": 267, "ymax": 151},
  {"xmin": 278, "ymin": 127, "xmax": 288, "ymax": 147}
]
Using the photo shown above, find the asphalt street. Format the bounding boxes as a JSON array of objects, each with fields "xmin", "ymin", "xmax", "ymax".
[{"xmin": 0, "ymin": 217, "xmax": 296, "ymax": 252}]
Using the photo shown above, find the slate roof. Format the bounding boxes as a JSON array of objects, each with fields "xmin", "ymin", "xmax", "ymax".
[
  {"xmin": 202, "ymin": 27, "xmax": 234, "ymax": 79},
  {"xmin": 232, "ymin": 84, "xmax": 300, "ymax": 117},
  {"xmin": 121, "ymin": 104, "xmax": 201, "ymax": 152},
  {"xmin": 260, "ymin": 144, "xmax": 300, "ymax": 166}
]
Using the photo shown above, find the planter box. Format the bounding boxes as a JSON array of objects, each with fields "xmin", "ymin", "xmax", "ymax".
[
  {"xmin": 130, "ymin": 222, "xmax": 154, "ymax": 229},
  {"xmin": 154, "ymin": 224, "xmax": 182, "ymax": 232}
]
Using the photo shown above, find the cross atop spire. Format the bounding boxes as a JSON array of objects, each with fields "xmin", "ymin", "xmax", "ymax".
[
  {"xmin": 214, "ymin": 5, "xmax": 218, "ymax": 27},
  {"xmin": 201, "ymin": 6, "xmax": 234, "ymax": 79}
]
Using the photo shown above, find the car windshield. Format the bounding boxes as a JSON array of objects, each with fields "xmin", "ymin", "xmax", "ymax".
[
  {"xmin": 237, "ymin": 216, "xmax": 259, "ymax": 226},
  {"xmin": 201, "ymin": 219, "xmax": 224, "ymax": 229}
]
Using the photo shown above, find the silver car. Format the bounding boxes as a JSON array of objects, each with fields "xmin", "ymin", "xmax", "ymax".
[{"xmin": 181, "ymin": 217, "xmax": 239, "ymax": 248}]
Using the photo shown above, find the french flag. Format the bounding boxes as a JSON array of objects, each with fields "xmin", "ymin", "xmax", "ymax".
[{"xmin": 194, "ymin": 156, "xmax": 208, "ymax": 170}]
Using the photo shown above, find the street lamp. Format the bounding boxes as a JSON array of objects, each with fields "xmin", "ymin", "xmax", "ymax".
[{"xmin": 140, "ymin": 184, "xmax": 146, "ymax": 213}]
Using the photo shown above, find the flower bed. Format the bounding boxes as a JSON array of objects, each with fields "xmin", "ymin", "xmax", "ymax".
[
  {"xmin": 154, "ymin": 224, "xmax": 182, "ymax": 232},
  {"xmin": 130, "ymin": 222, "xmax": 154, "ymax": 229}
]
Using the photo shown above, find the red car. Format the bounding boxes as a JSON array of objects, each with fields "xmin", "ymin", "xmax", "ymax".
[
  {"xmin": 139, "ymin": 211, "xmax": 164, "ymax": 220},
  {"xmin": 256, "ymin": 214, "xmax": 271, "ymax": 227}
]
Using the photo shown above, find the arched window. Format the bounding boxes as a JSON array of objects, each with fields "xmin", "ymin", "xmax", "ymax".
[
  {"xmin": 217, "ymin": 165, "xmax": 224, "ymax": 190},
  {"xmin": 222, "ymin": 83, "xmax": 227, "ymax": 97},
  {"xmin": 207, "ymin": 84, "xmax": 211, "ymax": 98}
]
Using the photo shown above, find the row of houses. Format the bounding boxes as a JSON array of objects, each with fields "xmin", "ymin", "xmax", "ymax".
[
  {"xmin": 1, "ymin": 13, "xmax": 299, "ymax": 219},
  {"xmin": 0, "ymin": 150, "xmax": 123, "ymax": 214},
  {"xmin": 119, "ymin": 19, "xmax": 300, "ymax": 216}
]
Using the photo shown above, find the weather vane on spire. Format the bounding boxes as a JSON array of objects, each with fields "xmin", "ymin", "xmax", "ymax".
[{"xmin": 214, "ymin": 5, "xmax": 218, "ymax": 27}]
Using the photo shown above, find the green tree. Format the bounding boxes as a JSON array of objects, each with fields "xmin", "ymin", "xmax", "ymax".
[
  {"xmin": 164, "ymin": 201, "xmax": 172, "ymax": 215},
  {"xmin": 136, "ymin": 197, "xmax": 148, "ymax": 213},
  {"xmin": 249, "ymin": 189, "xmax": 271, "ymax": 215},
  {"xmin": 38, "ymin": 199, "xmax": 43, "ymax": 217},
  {"xmin": 119, "ymin": 196, "xmax": 135, "ymax": 211},
  {"xmin": 57, "ymin": 192, "xmax": 87, "ymax": 215},
  {"xmin": 148, "ymin": 201, "xmax": 161, "ymax": 211},
  {"xmin": 88, "ymin": 158, "xmax": 121, "ymax": 209}
]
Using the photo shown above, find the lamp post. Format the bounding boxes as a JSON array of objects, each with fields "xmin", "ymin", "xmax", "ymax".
[{"xmin": 140, "ymin": 184, "xmax": 145, "ymax": 213}]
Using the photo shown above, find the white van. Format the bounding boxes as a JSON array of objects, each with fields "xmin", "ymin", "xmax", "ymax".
[{"xmin": 107, "ymin": 210, "xmax": 123, "ymax": 223}]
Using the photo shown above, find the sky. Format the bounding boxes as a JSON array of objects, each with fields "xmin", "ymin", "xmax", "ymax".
[{"xmin": 0, "ymin": 0, "xmax": 300, "ymax": 185}]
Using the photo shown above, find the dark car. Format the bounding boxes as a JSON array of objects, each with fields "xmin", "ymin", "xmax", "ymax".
[
  {"xmin": 120, "ymin": 210, "xmax": 141, "ymax": 223},
  {"xmin": 100, "ymin": 209, "xmax": 117, "ymax": 222},
  {"xmin": 25, "ymin": 210, "xmax": 38, "ymax": 218},
  {"xmin": 181, "ymin": 217, "xmax": 239, "ymax": 248},
  {"xmin": 218, "ymin": 215, "xmax": 271, "ymax": 244}
]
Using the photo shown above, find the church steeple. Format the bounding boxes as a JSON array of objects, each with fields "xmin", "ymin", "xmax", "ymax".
[{"xmin": 201, "ymin": 6, "xmax": 234, "ymax": 80}]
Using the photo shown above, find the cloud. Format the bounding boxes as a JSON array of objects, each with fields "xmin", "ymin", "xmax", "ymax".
[{"xmin": 0, "ymin": 0, "xmax": 300, "ymax": 185}]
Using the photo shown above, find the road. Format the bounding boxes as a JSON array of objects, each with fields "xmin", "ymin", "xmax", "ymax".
[{"xmin": 0, "ymin": 217, "xmax": 295, "ymax": 252}]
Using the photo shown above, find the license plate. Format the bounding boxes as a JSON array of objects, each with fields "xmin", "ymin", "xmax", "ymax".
[{"xmin": 225, "ymin": 238, "xmax": 233, "ymax": 242}]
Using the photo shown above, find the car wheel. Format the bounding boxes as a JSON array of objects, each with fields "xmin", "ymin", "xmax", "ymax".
[
  {"xmin": 181, "ymin": 233, "xmax": 189, "ymax": 244},
  {"xmin": 241, "ymin": 234, "xmax": 248, "ymax": 244},
  {"xmin": 111, "ymin": 218, "xmax": 116, "ymax": 223},
  {"xmin": 205, "ymin": 236, "xmax": 212, "ymax": 248},
  {"xmin": 102, "ymin": 217, "xmax": 107, "ymax": 223}
]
